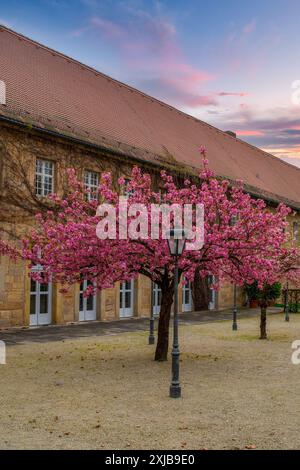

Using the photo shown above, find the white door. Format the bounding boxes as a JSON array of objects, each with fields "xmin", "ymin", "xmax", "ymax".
[
  {"xmin": 119, "ymin": 280, "xmax": 134, "ymax": 317},
  {"xmin": 79, "ymin": 280, "xmax": 97, "ymax": 321},
  {"xmin": 30, "ymin": 277, "xmax": 52, "ymax": 326},
  {"xmin": 208, "ymin": 275, "xmax": 216, "ymax": 310},
  {"xmin": 152, "ymin": 283, "xmax": 162, "ymax": 316},
  {"xmin": 182, "ymin": 277, "xmax": 192, "ymax": 312}
]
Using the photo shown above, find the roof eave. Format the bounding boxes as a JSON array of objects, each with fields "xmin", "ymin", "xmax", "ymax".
[{"xmin": 1, "ymin": 112, "xmax": 300, "ymax": 212}]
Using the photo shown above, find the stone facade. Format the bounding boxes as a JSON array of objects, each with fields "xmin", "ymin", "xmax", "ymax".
[
  {"xmin": 0, "ymin": 122, "xmax": 207, "ymax": 327},
  {"xmin": 1, "ymin": 121, "xmax": 299, "ymax": 328}
]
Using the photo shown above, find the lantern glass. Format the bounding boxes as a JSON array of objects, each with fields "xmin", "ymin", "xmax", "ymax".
[{"xmin": 166, "ymin": 229, "xmax": 186, "ymax": 256}]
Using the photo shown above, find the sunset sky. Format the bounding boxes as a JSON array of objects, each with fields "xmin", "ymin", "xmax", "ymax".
[{"xmin": 1, "ymin": 0, "xmax": 300, "ymax": 167}]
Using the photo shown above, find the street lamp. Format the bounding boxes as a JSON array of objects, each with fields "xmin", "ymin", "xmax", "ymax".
[
  {"xmin": 230, "ymin": 216, "xmax": 238, "ymax": 331},
  {"xmin": 284, "ymin": 280, "xmax": 289, "ymax": 322},
  {"xmin": 148, "ymin": 280, "xmax": 155, "ymax": 345},
  {"xmin": 166, "ymin": 228, "xmax": 186, "ymax": 399},
  {"xmin": 232, "ymin": 283, "xmax": 238, "ymax": 330}
]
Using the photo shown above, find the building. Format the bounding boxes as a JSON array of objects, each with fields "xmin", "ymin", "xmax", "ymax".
[{"xmin": 0, "ymin": 25, "xmax": 299, "ymax": 328}]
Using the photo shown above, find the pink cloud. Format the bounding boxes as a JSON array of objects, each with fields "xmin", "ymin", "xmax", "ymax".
[
  {"xmin": 217, "ymin": 92, "xmax": 249, "ymax": 97},
  {"xmin": 141, "ymin": 77, "xmax": 217, "ymax": 107},
  {"xmin": 243, "ymin": 19, "xmax": 257, "ymax": 34},
  {"xmin": 79, "ymin": 12, "xmax": 216, "ymax": 109},
  {"xmin": 261, "ymin": 146, "xmax": 300, "ymax": 168},
  {"xmin": 236, "ymin": 130, "xmax": 265, "ymax": 136},
  {"xmin": 90, "ymin": 16, "xmax": 125, "ymax": 38}
]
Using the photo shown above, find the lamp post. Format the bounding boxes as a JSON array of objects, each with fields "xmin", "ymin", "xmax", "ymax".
[
  {"xmin": 166, "ymin": 228, "xmax": 186, "ymax": 399},
  {"xmin": 148, "ymin": 281, "xmax": 155, "ymax": 345},
  {"xmin": 232, "ymin": 284, "xmax": 238, "ymax": 331},
  {"xmin": 284, "ymin": 280, "xmax": 289, "ymax": 322},
  {"xmin": 230, "ymin": 215, "xmax": 238, "ymax": 331}
]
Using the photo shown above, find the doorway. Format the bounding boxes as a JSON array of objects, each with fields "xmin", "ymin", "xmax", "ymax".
[
  {"xmin": 79, "ymin": 280, "xmax": 97, "ymax": 321},
  {"xmin": 119, "ymin": 280, "xmax": 134, "ymax": 317}
]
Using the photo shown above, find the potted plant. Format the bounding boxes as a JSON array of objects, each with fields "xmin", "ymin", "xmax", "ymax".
[{"xmin": 244, "ymin": 282, "xmax": 260, "ymax": 308}]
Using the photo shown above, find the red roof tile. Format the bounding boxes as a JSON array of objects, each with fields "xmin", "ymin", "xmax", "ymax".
[{"xmin": 1, "ymin": 25, "xmax": 300, "ymax": 207}]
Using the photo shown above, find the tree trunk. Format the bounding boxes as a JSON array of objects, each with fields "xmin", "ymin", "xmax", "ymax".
[
  {"xmin": 154, "ymin": 286, "xmax": 174, "ymax": 361},
  {"xmin": 260, "ymin": 301, "xmax": 268, "ymax": 340},
  {"xmin": 192, "ymin": 269, "xmax": 209, "ymax": 311}
]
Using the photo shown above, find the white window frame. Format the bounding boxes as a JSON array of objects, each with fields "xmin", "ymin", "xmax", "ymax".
[
  {"xmin": 293, "ymin": 221, "xmax": 299, "ymax": 242},
  {"xmin": 35, "ymin": 159, "xmax": 54, "ymax": 197},
  {"xmin": 182, "ymin": 276, "xmax": 192, "ymax": 312},
  {"xmin": 30, "ymin": 265, "xmax": 52, "ymax": 326},
  {"xmin": 124, "ymin": 178, "xmax": 135, "ymax": 198},
  {"xmin": 0, "ymin": 80, "xmax": 6, "ymax": 105},
  {"xmin": 208, "ymin": 275, "xmax": 216, "ymax": 310},
  {"xmin": 84, "ymin": 170, "xmax": 99, "ymax": 201}
]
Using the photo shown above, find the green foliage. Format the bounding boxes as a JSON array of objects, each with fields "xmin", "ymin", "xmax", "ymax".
[
  {"xmin": 244, "ymin": 281, "xmax": 282, "ymax": 301},
  {"xmin": 244, "ymin": 281, "xmax": 260, "ymax": 300}
]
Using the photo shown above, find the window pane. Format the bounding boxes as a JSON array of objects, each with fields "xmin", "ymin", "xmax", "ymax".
[
  {"xmin": 294, "ymin": 222, "xmax": 299, "ymax": 241},
  {"xmin": 86, "ymin": 295, "xmax": 94, "ymax": 311},
  {"xmin": 30, "ymin": 295, "xmax": 36, "ymax": 315},
  {"xmin": 36, "ymin": 160, "xmax": 42, "ymax": 173},
  {"xmin": 43, "ymin": 176, "xmax": 52, "ymax": 195},
  {"xmin": 30, "ymin": 279, "xmax": 36, "ymax": 293},
  {"xmin": 35, "ymin": 175, "xmax": 42, "ymax": 196},
  {"xmin": 40, "ymin": 283, "xmax": 48, "ymax": 292},
  {"xmin": 45, "ymin": 162, "xmax": 53, "ymax": 175},
  {"xmin": 79, "ymin": 293, "xmax": 83, "ymax": 311},
  {"xmin": 39, "ymin": 294, "xmax": 48, "ymax": 314},
  {"xmin": 125, "ymin": 291, "xmax": 131, "ymax": 308}
]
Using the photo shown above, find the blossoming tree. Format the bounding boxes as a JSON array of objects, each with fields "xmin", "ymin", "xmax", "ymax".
[
  {"xmin": 257, "ymin": 246, "xmax": 300, "ymax": 339},
  {"xmin": 12, "ymin": 149, "xmax": 296, "ymax": 361}
]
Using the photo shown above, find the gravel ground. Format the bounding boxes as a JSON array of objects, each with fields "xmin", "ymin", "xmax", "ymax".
[{"xmin": 1, "ymin": 313, "xmax": 300, "ymax": 450}]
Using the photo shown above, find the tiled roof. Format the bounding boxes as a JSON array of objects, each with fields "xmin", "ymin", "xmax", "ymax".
[{"xmin": 1, "ymin": 25, "xmax": 300, "ymax": 208}]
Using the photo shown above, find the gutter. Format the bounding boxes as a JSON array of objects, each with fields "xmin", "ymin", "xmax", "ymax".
[
  {"xmin": 1, "ymin": 113, "xmax": 300, "ymax": 212},
  {"xmin": 0, "ymin": 113, "xmax": 165, "ymax": 172}
]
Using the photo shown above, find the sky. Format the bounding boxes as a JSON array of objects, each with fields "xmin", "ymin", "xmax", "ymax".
[{"xmin": 1, "ymin": 0, "xmax": 300, "ymax": 168}]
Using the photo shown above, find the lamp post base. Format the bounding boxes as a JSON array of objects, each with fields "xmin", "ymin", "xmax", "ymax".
[
  {"xmin": 148, "ymin": 317, "xmax": 155, "ymax": 344},
  {"xmin": 170, "ymin": 384, "xmax": 181, "ymax": 398},
  {"xmin": 232, "ymin": 322, "xmax": 238, "ymax": 331},
  {"xmin": 285, "ymin": 315, "xmax": 290, "ymax": 322}
]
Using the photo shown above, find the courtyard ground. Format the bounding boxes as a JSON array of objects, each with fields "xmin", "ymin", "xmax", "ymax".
[{"xmin": 1, "ymin": 312, "xmax": 300, "ymax": 450}]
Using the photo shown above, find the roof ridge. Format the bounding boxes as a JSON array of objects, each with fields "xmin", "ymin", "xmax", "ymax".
[{"xmin": 1, "ymin": 24, "xmax": 300, "ymax": 176}]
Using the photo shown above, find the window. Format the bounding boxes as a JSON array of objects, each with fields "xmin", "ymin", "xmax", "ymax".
[
  {"xmin": 84, "ymin": 171, "xmax": 99, "ymax": 201},
  {"xmin": 0, "ymin": 80, "xmax": 6, "ymax": 105},
  {"xmin": 124, "ymin": 178, "xmax": 134, "ymax": 198},
  {"xmin": 293, "ymin": 222, "xmax": 299, "ymax": 242},
  {"xmin": 35, "ymin": 159, "xmax": 54, "ymax": 196},
  {"xmin": 158, "ymin": 188, "xmax": 166, "ymax": 202}
]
